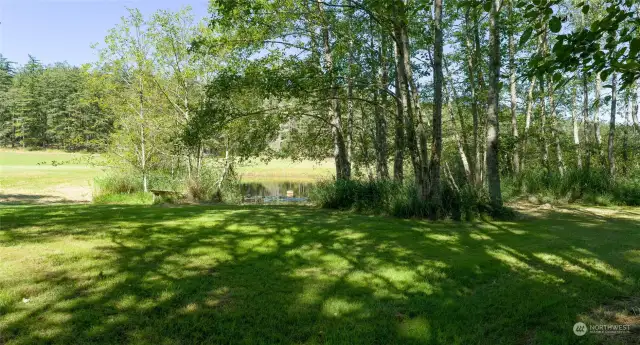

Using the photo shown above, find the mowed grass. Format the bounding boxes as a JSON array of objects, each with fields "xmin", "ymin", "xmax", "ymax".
[
  {"xmin": 1, "ymin": 204, "xmax": 639, "ymax": 344},
  {"xmin": 237, "ymin": 159, "xmax": 334, "ymax": 183},
  {"xmin": 0, "ymin": 150, "xmax": 102, "ymax": 202}
]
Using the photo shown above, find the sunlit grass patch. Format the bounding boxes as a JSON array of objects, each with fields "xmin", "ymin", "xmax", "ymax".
[
  {"xmin": 237, "ymin": 158, "xmax": 334, "ymax": 183},
  {"xmin": 1, "ymin": 150, "xmax": 101, "ymax": 203},
  {"xmin": 0, "ymin": 204, "xmax": 638, "ymax": 344}
]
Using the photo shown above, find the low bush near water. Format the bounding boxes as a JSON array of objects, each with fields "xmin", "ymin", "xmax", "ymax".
[
  {"xmin": 93, "ymin": 172, "xmax": 143, "ymax": 196},
  {"xmin": 503, "ymin": 168, "xmax": 640, "ymax": 206},
  {"xmin": 310, "ymin": 179, "xmax": 493, "ymax": 220},
  {"xmin": 93, "ymin": 165, "xmax": 244, "ymax": 204}
]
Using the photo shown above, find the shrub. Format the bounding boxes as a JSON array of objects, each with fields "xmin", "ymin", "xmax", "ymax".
[
  {"xmin": 92, "ymin": 157, "xmax": 251, "ymax": 205},
  {"xmin": 503, "ymin": 167, "xmax": 640, "ymax": 206},
  {"xmin": 310, "ymin": 179, "xmax": 492, "ymax": 220},
  {"xmin": 149, "ymin": 173, "xmax": 184, "ymax": 193},
  {"xmin": 186, "ymin": 177, "xmax": 214, "ymax": 201},
  {"xmin": 611, "ymin": 178, "xmax": 640, "ymax": 206},
  {"xmin": 94, "ymin": 172, "xmax": 142, "ymax": 196},
  {"xmin": 185, "ymin": 163, "xmax": 243, "ymax": 203},
  {"xmin": 310, "ymin": 180, "xmax": 399, "ymax": 212}
]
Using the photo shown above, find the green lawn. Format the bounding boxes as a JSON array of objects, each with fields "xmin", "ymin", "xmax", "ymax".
[
  {"xmin": 1, "ymin": 204, "xmax": 638, "ymax": 344},
  {"xmin": 0, "ymin": 150, "xmax": 102, "ymax": 203}
]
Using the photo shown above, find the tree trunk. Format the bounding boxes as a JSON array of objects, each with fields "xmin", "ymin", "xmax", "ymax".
[
  {"xmin": 446, "ymin": 82, "xmax": 472, "ymax": 181},
  {"xmin": 594, "ymin": 73, "xmax": 602, "ymax": 145},
  {"xmin": 393, "ymin": 15, "xmax": 422, "ymax": 187},
  {"xmin": 486, "ymin": 0, "xmax": 502, "ymax": 208},
  {"xmin": 622, "ymin": 94, "xmax": 630, "ymax": 174},
  {"xmin": 139, "ymin": 75, "xmax": 148, "ymax": 193},
  {"xmin": 472, "ymin": 8, "xmax": 486, "ymax": 90},
  {"xmin": 572, "ymin": 87, "xmax": 583, "ymax": 169},
  {"xmin": 443, "ymin": 59, "xmax": 470, "ymax": 154},
  {"xmin": 548, "ymin": 80, "xmax": 566, "ymax": 177},
  {"xmin": 373, "ymin": 31, "xmax": 390, "ymax": 180},
  {"xmin": 429, "ymin": 0, "xmax": 444, "ymax": 215},
  {"xmin": 464, "ymin": 9, "xmax": 481, "ymax": 186},
  {"xmin": 346, "ymin": 1, "xmax": 355, "ymax": 165},
  {"xmin": 594, "ymin": 73, "xmax": 604, "ymax": 165},
  {"xmin": 608, "ymin": 72, "xmax": 616, "ymax": 176},
  {"xmin": 318, "ymin": 0, "xmax": 350, "ymax": 180},
  {"xmin": 539, "ymin": 79, "xmax": 550, "ymax": 172},
  {"xmin": 400, "ymin": 20, "xmax": 429, "ymax": 194},
  {"xmin": 632, "ymin": 83, "xmax": 639, "ymax": 132},
  {"xmin": 508, "ymin": 1, "xmax": 519, "ymax": 174},
  {"xmin": 540, "ymin": 25, "xmax": 565, "ymax": 177},
  {"xmin": 520, "ymin": 76, "xmax": 536, "ymax": 172},
  {"xmin": 582, "ymin": 74, "xmax": 592, "ymax": 171},
  {"xmin": 393, "ymin": 60, "xmax": 405, "ymax": 182},
  {"xmin": 444, "ymin": 59, "xmax": 472, "ymax": 181},
  {"xmin": 538, "ymin": 31, "xmax": 552, "ymax": 173}
]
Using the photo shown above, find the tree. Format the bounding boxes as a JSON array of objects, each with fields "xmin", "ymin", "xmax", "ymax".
[
  {"xmin": 486, "ymin": 0, "xmax": 503, "ymax": 208},
  {"xmin": 149, "ymin": 7, "xmax": 210, "ymax": 177},
  {"xmin": 609, "ymin": 72, "xmax": 617, "ymax": 176},
  {"xmin": 0, "ymin": 54, "xmax": 16, "ymax": 146},
  {"xmin": 98, "ymin": 8, "xmax": 169, "ymax": 192},
  {"xmin": 429, "ymin": 0, "xmax": 444, "ymax": 215}
]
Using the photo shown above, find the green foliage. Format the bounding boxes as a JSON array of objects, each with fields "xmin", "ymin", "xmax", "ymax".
[
  {"xmin": 310, "ymin": 179, "xmax": 493, "ymax": 220},
  {"xmin": 310, "ymin": 179, "xmax": 399, "ymax": 212},
  {"xmin": 504, "ymin": 168, "xmax": 640, "ymax": 206},
  {"xmin": 94, "ymin": 172, "xmax": 144, "ymax": 196},
  {"xmin": 0, "ymin": 55, "xmax": 113, "ymax": 150},
  {"xmin": 93, "ymin": 159, "xmax": 244, "ymax": 205},
  {"xmin": 185, "ymin": 176, "xmax": 217, "ymax": 202},
  {"xmin": 519, "ymin": 0, "xmax": 640, "ymax": 88},
  {"xmin": 92, "ymin": 169, "xmax": 158, "ymax": 205}
]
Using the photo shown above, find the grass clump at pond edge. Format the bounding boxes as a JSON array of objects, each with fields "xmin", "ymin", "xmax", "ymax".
[{"xmin": 310, "ymin": 179, "xmax": 496, "ymax": 220}]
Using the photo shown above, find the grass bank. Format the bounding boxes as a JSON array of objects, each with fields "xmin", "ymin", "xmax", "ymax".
[
  {"xmin": 1, "ymin": 204, "xmax": 638, "ymax": 344},
  {"xmin": 0, "ymin": 150, "xmax": 101, "ymax": 203},
  {"xmin": 236, "ymin": 158, "xmax": 334, "ymax": 183}
]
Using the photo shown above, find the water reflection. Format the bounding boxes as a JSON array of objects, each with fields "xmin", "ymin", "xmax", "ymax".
[{"xmin": 240, "ymin": 182, "xmax": 314, "ymax": 203}]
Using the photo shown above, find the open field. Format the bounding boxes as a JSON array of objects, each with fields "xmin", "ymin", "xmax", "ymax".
[
  {"xmin": 0, "ymin": 150, "xmax": 102, "ymax": 203},
  {"xmin": 0, "ymin": 204, "xmax": 639, "ymax": 344},
  {"xmin": 237, "ymin": 159, "xmax": 334, "ymax": 183},
  {"xmin": 0, "ymin": 150, "xmax": 334, "ymax": 203}
]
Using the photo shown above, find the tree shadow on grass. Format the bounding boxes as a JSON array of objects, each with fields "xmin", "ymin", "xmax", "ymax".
[
  {"xmin": 0, "ymin": 194, "xmax": 85, "ymax": 205},
  {"xmin": 0, "ymin": 204, "xmax": 639, "ymax": 344}
]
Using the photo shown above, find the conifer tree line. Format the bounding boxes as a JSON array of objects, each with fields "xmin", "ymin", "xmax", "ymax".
[
  {"xmin": 1, "ymin": 1, "xmax": 639, "ymax": 211},
  {"xmin": 0, "ymin": 55, "xmax": 112, "ymax": 151}
]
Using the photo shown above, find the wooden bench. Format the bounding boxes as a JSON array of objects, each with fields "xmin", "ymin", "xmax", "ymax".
[{"xmin": 150, "ymin": 189, "xmax": 183, "ymax": 202}]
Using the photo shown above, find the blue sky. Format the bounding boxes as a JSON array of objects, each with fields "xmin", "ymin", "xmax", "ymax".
[{"xmin": 1, "ymin": 0, "xmax": 210, "ymax": 66}]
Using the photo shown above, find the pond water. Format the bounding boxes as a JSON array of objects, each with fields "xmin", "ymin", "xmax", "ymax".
[
  {"xmin": 240, "ymin": 182, "xmax": 314, "ymax": 197},
  {"xmin": 240, "ymin": 182, "xmax": 315, "ymax": 203}
]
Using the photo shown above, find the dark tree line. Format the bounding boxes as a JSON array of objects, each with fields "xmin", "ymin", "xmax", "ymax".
[{"xmin": 0, "ymin": 54, "xmax": 113, "ymax": 151}]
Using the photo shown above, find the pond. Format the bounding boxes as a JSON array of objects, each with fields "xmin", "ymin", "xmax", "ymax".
[{"xmin": 240, "ymin": 181, "xmax": 315, "ymax": 203}]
